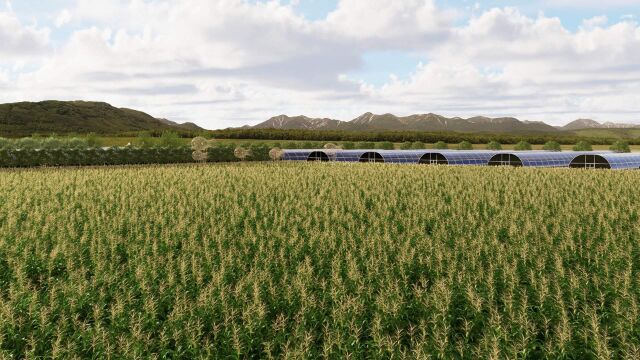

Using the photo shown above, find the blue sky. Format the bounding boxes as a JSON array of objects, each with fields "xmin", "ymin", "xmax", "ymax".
[{"xmin": 2, "ymin": 0, "xmax": 640, "ymax": 128}]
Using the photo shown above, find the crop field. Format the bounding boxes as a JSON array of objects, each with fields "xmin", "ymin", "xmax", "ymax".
[{"xmin": 1, "ymin": 163, "xmax": 640, "ymax": 358}]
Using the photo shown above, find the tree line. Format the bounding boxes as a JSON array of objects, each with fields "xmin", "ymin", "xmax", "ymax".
[{"xmin": 209, "ymin": 128, "xmax": 639, "ymax": 145}]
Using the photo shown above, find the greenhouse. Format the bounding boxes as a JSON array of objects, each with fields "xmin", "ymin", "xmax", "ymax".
[
  {"xmin": 488, "ymin": 152, "xmax": 590, "ymax": 168},
  {"xmin": 281, "ymin": 149, "xmax": 639, "ymax": 170},
  {"xmin": 570, "ymin": 153, "xmax": 640, "ymax": 169},
  {"xmin": 419, "ymin": 151, "xmax": 497, "ymax": 166},
  {"xmin": 281, "ymin": 149, "xmax": 315, "ymax": 161}
]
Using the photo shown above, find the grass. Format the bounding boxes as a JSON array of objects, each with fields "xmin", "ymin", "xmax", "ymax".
[{"xmin": 1, "ymin": 162, "xmax": 640, "ymax": 358}]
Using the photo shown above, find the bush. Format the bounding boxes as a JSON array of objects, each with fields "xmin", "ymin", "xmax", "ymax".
[
  {"xmin": 411, "ymin": 141, "xmax": 425, "ymax": 150},
  {"xmin": 543, "ymin": 141, "xmax": 562, "ymax": 152},
  {"xmin": 86, "ymin": 133, "xmax": 103, "ymax": 148},
  {"xmin": 377, "ymin": 141, "xmax": 394, "ymax": 150},
  {"xmin": 400, "ymin": 142, "xmax": 413, "ymax": 150},
  {"xmin": 136, "ymin": 132, "xmax": 155, "ymax": 148},
  {"xmin": 487, "ymin": 141, "xmax": 502, "ymax": 150},
  {"xmin": 284, "ymin": 142, "xmax": 299, "ymax": 149},
  {"xmin": 457, "ymin": 141, "xmax": 473, "ymax": 150},
  {"xmin": 0, "ymin": 138, "xmax": 10, "ymax": 150},
  {"xmin": 159, "ymin": 131, "xmax": 183, "ymax": 148},
  {"xmin": 610, "ymin": 141, "xmax": 631, "ymax": 153},
  {"xmin": 16, "ymin": 138, "xmax": 39, "ymax": 150},
  {"xmin": 433, "ymin": 141, "xmax": 448, "ymax": 149},
  {"xmin": 573, "ymin": 141, "xmax": 593, "ymax": 151},
  {"xmin": 66, "ymin": 138, "xmax": 88, "ymax": 149},
  {"xmin": 514, "ymin": 141, "xmax": 532, "ymax": 151}
]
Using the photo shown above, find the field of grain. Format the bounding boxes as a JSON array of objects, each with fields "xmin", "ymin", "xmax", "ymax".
[{"xmin": 1, "ymin": 163, "xmax": 639, "ymax": 358}]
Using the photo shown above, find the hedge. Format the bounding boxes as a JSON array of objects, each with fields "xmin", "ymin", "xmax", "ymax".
[{"xmin": 0, "ymin": 144, "xmax": 273, "ymax": 168}]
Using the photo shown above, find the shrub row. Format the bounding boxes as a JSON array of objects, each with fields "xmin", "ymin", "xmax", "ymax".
[{"xmin": 0, "ymin": 144, "xmax": 273, "ymax": 168}]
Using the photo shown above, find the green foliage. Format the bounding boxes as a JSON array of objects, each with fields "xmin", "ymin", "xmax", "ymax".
[
  {"xmin": 86, "ymin": 133, "xmax": 103, "ymax": 148},
  {"xmin": 0, "ymin": 100, "xmax": 201, "ymax": 137},
  {"xmin": 158, "ymin": 131, "xmax": 183, "ymax": 148},
  {"xmin": 609, "ymin": 141, "xmax": 631, "ymax": 153},
  {"xmin": 66, "ymin": 138, "xmax": 88, "ymax": 149},
  {"xmin": 15, "ymin": 137, "xmax": 39, "ymax": 150},
  {"xmin": 457, "ymin": 141, "xmax": 473, "ymax": 150},
  {"xmin": 487, "ymin": 141, "xmax": 502, "ymax": 150},
  {"xmin": 341, "ymin": 142, "xmax": 355, "ymax": 150},
  {"xmin": 514, "ymin": 141, "xmax": 532, "ymax": 151},
  {"xmin": 0, "ymin": 138, "xmax": 10, "ymax": 150},
  {"xmin": 209, "ymin": 128, "xmax": 639, "ymax": 146},
  {"xmin": 573, "ymin": 141, "xmax": 593, "ymax": 151},
  {"xmin": 0, "ymin": 164, "xmax": 639, "ymax": 358},
  {"xmin": 400, "ymin": 141, "xmax": 413, "ymax": 150},
  {"xmin": 543, "ymin": 141, "xmax": 562, "ymax": 152},
  {"xmin": 433, "ymin": 141, "xmax": 448, "ymax": 149},
  {"xmin": 411, "ymin": 141, "xmax": 425, "ymax": 149},
  {"xmin": 377, "ymin": 141, "xmax": 395, "ymax": 150},
  {"xmin": 356, "ymin": 142, "xmax": 375, "ymax": 149},
  {"xmin": 136, "ymin": 132, "xmax": 155, "ymax": 148}
]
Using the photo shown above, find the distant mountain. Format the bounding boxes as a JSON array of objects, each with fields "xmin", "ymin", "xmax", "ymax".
[
  {"xmin": 0, "ymin": 101, "xmax": 204, "ymax": 137},
  {"xmin": 562, "ymin": 119, "xmax": 640, "ymax": 130},
  {"xmin": 156, "ymin": 118, "xmax": 204, "ymax": 131},
  {"xmin": 251, "ymin": 113, "xmax": 560, "ymax": 133}
]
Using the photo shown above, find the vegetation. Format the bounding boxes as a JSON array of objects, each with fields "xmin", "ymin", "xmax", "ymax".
[
  {"xmin": 573, "ymin": 141, "xmax": 593, "ymax": 151},
  {"xmin": 433, "ymin": 141, "xmax": 449, "ymax": 149},
  {"xmin": 0, "ymin": 101, "xmax": 200, "ymax": 137},
  {"xmin": 412, "ymin": 141, "xmax": 426, "ymax": 150},
  {"xmin": 514, "ymin": 141, "xmax": 532, "ymax": 151},
  {"xmin": 487, "ymin": 141, "xmax": 503, "ymax": 150},
  {"xmin": 377, "ymin": 141, "xmax": 394, "ymax": 150},
  {"xmin": 610, "ymin": 141, "xmax": 631, "ymax": 153},
  {"xmin": 543, "ymin": 141, "xmax": 562, "ymax": 152},
  {"xmin": 1, "ymin": 163, "xmax": 639, "ymax": 358},
  {"xmin": 209, "ymin": 128, "xmax": 640, "ymax": 146},
  {"xmin": 457, "ymin": 141, "xmax": 474, "ymax": 150}
]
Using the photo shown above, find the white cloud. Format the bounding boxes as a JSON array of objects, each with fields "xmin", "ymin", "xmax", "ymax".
[
  {"xmin": 54, "ymin": 9, "xmax": 71, "ymax": 28},
  {"xmin": 3, "ymin": 0, "xmax": 640, "ymax": 128},
  {"xmin": 0, "ymin": 9, "xmax": 49, "ymax": 59}
]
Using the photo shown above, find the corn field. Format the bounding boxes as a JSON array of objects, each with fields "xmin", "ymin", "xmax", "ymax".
[{"xmin": 1, "ymin": 163, "xmax": 639, "ymax": 359}]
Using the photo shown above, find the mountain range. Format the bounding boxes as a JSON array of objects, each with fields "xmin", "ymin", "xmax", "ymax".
[
  {"xmin": 250, "ymin": 113, "xmax": 640, "ymax": 133},
  {"xmin": 0, "ymin": 101, "xmax": 203, "ymax": 137},
  {"xmin": 1, "ymin": 100, "xmax": 639, "ymax": 137}
]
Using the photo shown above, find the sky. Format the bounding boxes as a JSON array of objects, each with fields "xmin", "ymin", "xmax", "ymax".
[{"xmin": 1, "ymin": 0, "xmax": 640, "ymax": 129}]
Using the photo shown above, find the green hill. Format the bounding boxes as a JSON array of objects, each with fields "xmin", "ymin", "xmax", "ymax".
[{"xmin": 0, "ymin": 101, "xmax": 203, "ymax": 137}]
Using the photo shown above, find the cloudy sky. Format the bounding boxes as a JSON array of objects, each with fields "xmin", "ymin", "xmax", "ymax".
[{"xmin": 1, "ymin": 0, "xmax": 640, "ymax": 129}]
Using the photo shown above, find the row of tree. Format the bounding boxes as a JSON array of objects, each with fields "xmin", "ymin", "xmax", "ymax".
[
  {"xmin": 0, "ymin": 144, "xmax": 273, "ymax": 168},
  {"xmin": 209, "ymin": 128, "xmax": 640, "ymax": 146}
]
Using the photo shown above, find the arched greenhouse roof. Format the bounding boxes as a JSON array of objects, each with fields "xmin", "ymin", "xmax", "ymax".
[{"xmin": 570, "ymin": 153, "xmax": 640, "ymax": 169}]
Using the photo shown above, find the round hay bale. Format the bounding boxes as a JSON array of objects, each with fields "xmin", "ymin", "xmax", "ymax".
[
  {"xmin": 234, "ymin": 147, "xmax": 252, "ymax": 161},
  {"xmin": 191, "ymin": 137, "xmax": 210, "ymax": 151},
  {"xmin": 192, "ymin": 150, "xmax": 208, "ymax": 162},
  {"xmin": 269, "ymin": 147, "xmax": 283, "ymax": 161}
]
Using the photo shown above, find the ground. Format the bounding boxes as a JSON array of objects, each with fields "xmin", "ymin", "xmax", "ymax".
[{"xmin": 1, "ymin": 163, "xmax": 639, "ymax": 358}]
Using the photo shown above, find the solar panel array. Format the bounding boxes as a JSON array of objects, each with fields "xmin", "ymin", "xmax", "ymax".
[
  {"xmin": 600, "ymin": 154, "xmax": 640, "ymax": 169},
  {"xmin": 280, "ymin": 149, "xmax": 640, "ymax": 169}
]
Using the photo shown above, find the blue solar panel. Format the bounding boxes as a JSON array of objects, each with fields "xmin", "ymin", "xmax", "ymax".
[
  {"xmin": 601, "ymin": 153, "xmax": 640, "ymax": 169},
  {"xmin": 281, "ymin": 149, "xmax": 638, "ymax": 169},
  {"xmin": 281, "ymin": 150, "xmax": 314, "ymax": 161}
]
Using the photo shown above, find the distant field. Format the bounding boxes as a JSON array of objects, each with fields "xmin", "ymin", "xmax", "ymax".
[{"xmin": 1, "ymin": 163, "xmax": 639, "ymax": 358}]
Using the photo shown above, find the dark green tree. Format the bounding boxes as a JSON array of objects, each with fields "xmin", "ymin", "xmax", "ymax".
[
  {"xmin": 487, "ymin": 141, "xmax": 502, "ymax": 150},
  {"xmin": 610, "ymin": 141, "xmax": 631, "ymax": 153},
  {"xmin": 543, "ymin": 141, "xmax": 562, "ymax": 152}
]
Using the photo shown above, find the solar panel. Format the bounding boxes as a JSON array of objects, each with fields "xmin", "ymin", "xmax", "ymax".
[{"xmin": 282, "ymin": 149, "xmax": 638, "ymax": 169}]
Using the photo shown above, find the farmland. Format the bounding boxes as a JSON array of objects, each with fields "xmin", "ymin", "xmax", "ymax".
[{"xmin": 1, "ymin": 163, "xmax": 640, "ymax": 358}]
